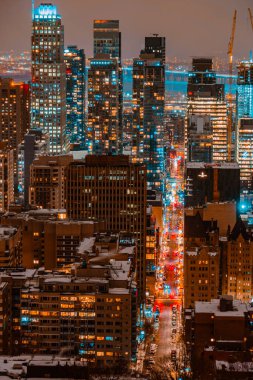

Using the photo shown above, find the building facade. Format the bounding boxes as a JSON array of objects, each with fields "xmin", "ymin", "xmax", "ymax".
[
  {"xmin": 65, "ymin": 155, "xmax": 147, "ymax": 302},
  {"xmin": 31, "ymin": 3, "xmax": 66, "ymax": 154},
  {"xmin": 64, "ymin": 46, "xmax": 86, "ymax": 147},
  {"xmin": 0, "ymin": 142, "xmax": 14, "ymax": 211},
  {"xmin": 237, "ymin": 59, "xmax": 253, "ymax": 120},
  {"xmin": 236, "ymin": 118, "xmax": 253, "ymax": 191},
  {"xmin": 186, "ymin": 115, "xmax": 213, "ymax": 162}
]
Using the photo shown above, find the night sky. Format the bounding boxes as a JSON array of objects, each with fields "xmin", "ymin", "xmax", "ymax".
[{"xmin": 0, "ymin": 0, "xmax": 253, "ymax": 59}]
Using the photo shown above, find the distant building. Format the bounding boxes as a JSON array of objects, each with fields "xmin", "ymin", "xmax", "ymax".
[
  {"xmin": 185, "ymin": 58, "xmax": 228, "ymax": 162},
  {"xmin": 237, "ymin": 59, "xmax": 253, "ymax": 120},
  {"xmin": 18, "ymin": 129, "xmax": 49, "ymax": 208},
  {"xmin": 0, "ymin": 78, "xmax": 30, "ymax": 186},
  {"xmin": 236, "ymin": 118, "xmax": 253, "ymax": 190},
  {"xmin": 31, "ymin": 3, "xmax": 67, "ymax": 153},
  {"xmin": 144, "ymin": 35, "xmax": 166, "ymax": 63},
  {"xmin": 0, "ymin": 226, "xmax": 21, "ymax": 268},
  {"xmin": 29, "ymin": 154, "xmax": 73, "ymax": 209},
  {"xmin": 186, "ymin": 115, "xmax": 213, "ymax": 162},
  {"xmin": 64, "ymin": 46, "xmax": 86, "ymax": 146},
  {"xmin": 184, "ymin": 212, "xmax": 220, "ymax": 308},
  {"xmin": 132, "ymin": 42, "xmax": 165, "ymax": 192},
  {"xmin": 87, "ymin": 56, "xmax": 120, "ymax": 154},
  {"xmin": 65, "ymin": 155, "xmax": 147, "ymax": 302},
  {"xmin": 0, "ymin": 142, "xmax": 14, "ymax": 211},
  {"xmin": 185, "ymin": 162, "xmax": 240, "ymax": 207}
]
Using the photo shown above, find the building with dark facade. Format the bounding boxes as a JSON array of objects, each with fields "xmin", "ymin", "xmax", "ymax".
[
  {"xmin": 64, "ymin": 46, "xmax": 86, "ymax": 147},
  {"xmin": 31, "ymin": 3, "xmax": 67, "ymax": 154},
  {"xmin": 185, "ymin": 162, "xmax": 240, "ymax": 207},
  {"xmin": 236, "ymin": 118, "xmax": 253, "ymax": 191},
  {"xmin": 65, "ymin": 155, "xmax": 147, "ymax": 302},
  {"xmin": 143, "ymin": 35, "xmax": 166, "ymax": 63},
  {"xmin": 186, "ymin": 115, "xmax": 213, "ymax": 162}
]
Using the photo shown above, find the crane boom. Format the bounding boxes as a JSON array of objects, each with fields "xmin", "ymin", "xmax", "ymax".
[
  {"xmin": 249, "ymin": 8, "xmax": 253, "ymax": 32},
  {"xmin": 227, "ymin": 9, "xmax": 237, "ymax": 162}
]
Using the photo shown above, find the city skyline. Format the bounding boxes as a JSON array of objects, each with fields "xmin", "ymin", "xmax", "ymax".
[{"xmin": 1, "ymin": 0, "xmax": 253, "ymax": 59}]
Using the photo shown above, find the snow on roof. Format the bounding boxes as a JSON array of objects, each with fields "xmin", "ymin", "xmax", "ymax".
[
  {"xmin": 195, "ymin": 299, "xmax": 248, "ymax": 317},
  {"xmin": 109, "ymin": 259, "xmax": 131, "ymax": 280},
  {"xmin": 109, "ymin": 288, "xmax": 129, "ymax": 294},
  {"xmin": 119, "ymin": 246, "xmax": 135, "ymax": 255},
  {"xmin": 77, "ymin": 237, "xmax": 96, "ymax": 254},
  {"xmin": 216, "ymin": 361, "xmax": 253, "ymax": 372}
]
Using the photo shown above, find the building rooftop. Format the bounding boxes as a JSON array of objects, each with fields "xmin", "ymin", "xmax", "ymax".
[
  {"xmin": 195, "ymin": 298, "xmax": 249, "ymax": 317},
  {"xmin": 186, "ymin": 162, "xmax": 239, "ymax": 169}
]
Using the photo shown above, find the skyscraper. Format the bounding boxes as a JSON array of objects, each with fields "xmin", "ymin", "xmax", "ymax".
[
  {"xmin": 64, "ymin": 46, "xmax": 86, "ymax": 147},
  {"xmin": 236, "ymin": 118, "xmax": 253, "ymax": 190},
  {"xmin": 237, "ymin": 59, "xmax": 253, "ymax": 120},
  {"xmin": 31, "ymin": 3, "xmax": 67, "ymax": 154},
  {"xmin": 93, "ymin": 20, "xmax": 123, "ymax": 151},
  {"xmin": 185, "ymin": 58, "xmax": 228, "ymax": 162},
  {"xmin": 132, "ymin": 38, "xmax": 165, "ymax": 192},
  {"xmin": 0, "ymin": 78, "xmax": 30, "ymax": 187},
  {"xmin": 186, "ymin": 115, "xmax": 213, "ymax": 162},
  {"xmin": 144, "ymin": 35, "xmax": 166, "ymax": 63},
  {"xmin": 87, "ymin": 56, "xmax": 120, "ymax": 154}
]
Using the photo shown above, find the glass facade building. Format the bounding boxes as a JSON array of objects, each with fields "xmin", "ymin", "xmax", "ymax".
[
  {"xmin": 185, "ymin": 58, "xmax": 228, "ymax": 162},
  {"xmin": 237, "ymin": 60, "xmax": 253, "ymax": 120},
  {"xmin": 64, "ymin": 46, "xmax": 86, "ymax": 147},
  {"xmin": 31, "ymin": 3, "xmax": 67, "ymax": 154},
  {"xmin": 236, "ymin": 118, "xmax": 253, "ymax": 190}
]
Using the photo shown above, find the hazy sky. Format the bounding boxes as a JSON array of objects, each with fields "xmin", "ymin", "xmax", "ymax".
[{"xmin": 0, "ymin": 0, "xmax": 253, "ymax": 59}]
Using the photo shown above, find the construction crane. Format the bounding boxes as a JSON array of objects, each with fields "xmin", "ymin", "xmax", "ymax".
[
  {"xmin": 227, "ymin": 9, "xmax": 237, "ymax": 162},
  {"xmin": 249, "ymin": 8, "xmax": 253, "ymax": 32}
]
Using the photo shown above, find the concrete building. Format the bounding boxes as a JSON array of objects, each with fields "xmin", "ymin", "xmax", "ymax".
[
  {"xmin": 223, "ymin": 219, "xmax": 253, "ymax": 303},
  {"xmin": 65, "ymin": 155, "xmax": 147, "ymax": 303},
  {"xmin": 31, "ymin": 3, "xmax": 66, "ymax": 154},
  {"xmin": 0, "ymin": 142, "xmax": 14, "ymax": 212},
  {"xmin": 1, "ymin": 209, "xmax": 104, "ymax": 269},
  {"xmin": 29, "ymin": 154, "xmax": 73, "ymax": 209},
  {"xmin": 185, "ymin": 296, "xmax": 253, "ymax": 379},
  {"xmin": 186, "ymin": 115, "xmax": 213, "ymax": 162},
  {"xmin": 184, "ymin": 212, "xmax": 220, "ymax": 308},
  {"xmin": 0, "ymin": 226, "xmax": 21, "ymax": 268}
]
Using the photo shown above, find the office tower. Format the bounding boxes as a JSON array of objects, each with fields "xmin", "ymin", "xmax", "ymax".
[
  {"xmin": 18, "ymin": 129, "xmax": 49, "ymax": 208},
  {"xmin": 0, "ymin": 78, "xmax": 30, "ymax": 185},
  {"xmin": 87, "ymin": 56, "xmax": 120, "ymax": 154},
  {"xmin": 186, "ymin": 115, "xmax": 213, "ymax": 162},
  {"xmin": 0, "ymin": 142, "xmax": 14, "ymax": 211},
  {"xmin": 31, "ymin": 3, "xmax": 66, "ymax": 154},
  {"xmin": 29, "ymin": 154, "xmax": 73, "ymax": 209},
  {"xmin": 184, "ymin": 212, "xmax": 220, "ymax": 308},
  {"xmin": 185, "ymin": 58, "xmax": 228, "ymax": 162},
  {"xmin": 65, "ymin": 155, "xmax": 147, "ymax": 302},
  {"xmin": 223, "ymin": 219, "xmax": 253, "ymax": 303},
  {"xmin": 64, "ymin": 46, "xmax": 86, "ymax": 146},
  {"xmin": 236, "ymin": 118, "xmax": 253, "ymax": 190},
  {"xmin": 237, "ymin": 59, "xmax": 253, "ymax": 120},
  {"xmin": 132, "ymin": 42, "xmax": 165, "ymax": 192},
  {"xmin": 144, "ymin": 35, "xmax": 166, "ymax": 63},
  {"xmin": 185, "ymin": 162, "xmax": 240, "ymax": 207},
  {"xmin": 93, "ymin": 20, "xmax": 123, "ymax": 151},
  {"xmin": 185, "ymin": 297, "xmax": 252, "ymax": 379}
]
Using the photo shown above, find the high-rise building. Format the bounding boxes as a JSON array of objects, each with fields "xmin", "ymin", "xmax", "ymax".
[
  {"xmin": 0, "ymin": 78, "xmax": 30, "ymax": 185},
  {"xmin": 29, "ymin": 154, "xmax": 73, "ymax": 209},
  {"xmin": 186, "ymin": 115, "xmax": 213, "ymax": 162},
  {"xmin": 31, "ymin": 3, "xmax": 67, "ymax": 154},
  {"xmin": 185, "ymin": 58, "xmax": 228, "ymax": 162},
  {"xmin": 144, "ymin": 35, "xmax": 166, "ymax": 63},
  {"xmin": 0, "ymin": 142, "xmax": 14, "ymax": 211},
  {"xmin": 18, "ymin": 129, "xmax": 49, "ymax": 208},
  {"xmin": 237, "ymin": 59, "xmax": 253, "ymax": 120},
  {"xmin": 236, "ymin": 118, "xmax": 253, "ymax": 190},
  {"xmin": 132, "ymin": 44, "xmax": 165, "ymax": 192},
  {"xmin": 87, "ymin": 56, "xmax": 120, "ymax": 154},
  {"xmin": 65, "ymin": 155, "xmax": 147, "ymax": 302},
  {"xmin": 93, "ymin": 20, "xmax": 123, "ymax": 151},
  {"xmin": 64, "ymin": 46, "xmax": 86, "ymax": 147}
]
